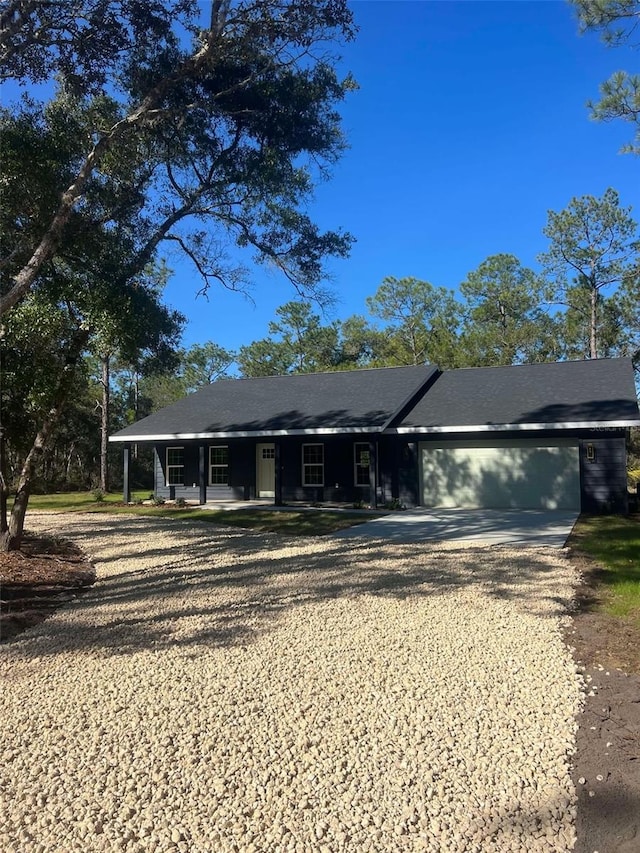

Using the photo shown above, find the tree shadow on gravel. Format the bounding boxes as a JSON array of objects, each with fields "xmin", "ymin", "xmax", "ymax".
[{"xmin": 5, "ymin": 517, "xmax": 575, "ymax": 658}]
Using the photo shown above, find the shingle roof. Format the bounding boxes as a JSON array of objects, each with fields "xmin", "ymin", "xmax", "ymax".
[
  {"xmin": 111, "ymin": 364, "xmax": 438, "ymax": 440},
  {"xmin": 396, "ymin": 358, "xmax": 640, "ymax": 430}
]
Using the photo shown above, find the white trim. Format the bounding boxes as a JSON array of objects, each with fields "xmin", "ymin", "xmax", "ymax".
[
  {"xmin": 302, "ymin": 442, "xmax": 324, "ymax": 487},
  {"xmin": 110, "ymin": 418, "xmax": 640, "ymax": 443},
  {"xmin": 256, "ymin": 442, "xmax": 276, "ymax": 498},
  {"xmin": 208, "ymin": 445, "xmax": 229, "ymax": 486},
  {"xmin": 391, "ymin": 420, "xmax": 639, "ymax": 434},
  {"xmin": 166, "ymin": 446, "xmax": 184, "ymax": 487},
  {"xmin": 110, "ymin": 426, "xmax": 379, "ymax": 442}
]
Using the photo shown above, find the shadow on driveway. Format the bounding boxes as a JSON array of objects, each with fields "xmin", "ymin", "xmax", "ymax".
[
  {"xmin": 6, "ymin": 515, "xmax": 577, "ymax": 660},
  {"xmin": 332, "ymin": 508, "xmax": 580, "ymax": 547}
]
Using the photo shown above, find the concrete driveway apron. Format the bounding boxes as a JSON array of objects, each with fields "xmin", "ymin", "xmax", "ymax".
[{"xmin": 333, "ymin": 508, "xmax": 580, "ymax": 547}]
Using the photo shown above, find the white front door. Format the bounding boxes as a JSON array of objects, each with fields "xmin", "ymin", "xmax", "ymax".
[{"xmin": 256, "ymin": 443, "xmax": 276, "ymax": 498}]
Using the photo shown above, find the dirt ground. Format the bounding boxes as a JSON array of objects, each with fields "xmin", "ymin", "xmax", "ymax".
[
  {"xmin": 1, "ymin": 530, "xmax": 638, "ymax": 852},
  {"xmin": 566, "ymin": 549, "xmax": 640, "ymax": 853}
]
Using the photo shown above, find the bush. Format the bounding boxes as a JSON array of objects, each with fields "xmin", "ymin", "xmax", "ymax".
[
  {"xmin": 383, "ymin": 498, "xmax": 406, "ymax": 511},
  {"xmin": 175, "ymin": 497, "xmax": 187, "ymax": 508},
  {"xmin": 91, "ymin": 488, "xmax": 105, "ymax": 503}
]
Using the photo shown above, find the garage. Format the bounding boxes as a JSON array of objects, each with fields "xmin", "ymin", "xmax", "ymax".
[{"xmin": 419, "ymin": 438, "xmax": 581, "ymax": 510}]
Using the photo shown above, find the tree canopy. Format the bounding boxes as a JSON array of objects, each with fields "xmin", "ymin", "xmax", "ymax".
[
  {"xmin": 0, "ymin": 0, "xmax": 357, "ymax": 315},
  {"xmin": 459, "ymin": 255, "xmax": 561, "ymax": 366},
  {"xmin": 571, "ymin": 0, "xmax": 640, "ymax": 153},
  {"xmin": 539, "ymin": 188, "xmax": 639, "ymax": 359}
]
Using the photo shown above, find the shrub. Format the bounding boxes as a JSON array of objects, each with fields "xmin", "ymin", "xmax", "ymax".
[{"xmin": 383, "ymin": 498, "xmax": 406, "ymax": 511}]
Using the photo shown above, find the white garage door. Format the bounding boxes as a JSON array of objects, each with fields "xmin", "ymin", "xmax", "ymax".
[{"xmin": 419, "ymin": 438, "xmax": 581, "ymax": 510}]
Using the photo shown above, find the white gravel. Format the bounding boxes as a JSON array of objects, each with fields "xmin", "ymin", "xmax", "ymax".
[{"xmin": 1, "ymin": 513, "xmax": 583, "ymax": 853}]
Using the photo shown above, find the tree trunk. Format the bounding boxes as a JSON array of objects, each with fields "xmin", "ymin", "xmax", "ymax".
[
  {"xmin": 0, "ymin": 329, "xmax": 7, "ymax": 535},
  {"xmin": 0, "ymin": 329, "xmax": 89, "ymax": 551},
  {"xmin": 100, "ymin": 353, "xmax": 110, "ymax": 492},
  {"xmin": 590, "ymin": 283, "xmax": 598, "ymax": 359},
  {"xmin": 0, "ymin": 29, "xmax": 221, "ymax": 318}
]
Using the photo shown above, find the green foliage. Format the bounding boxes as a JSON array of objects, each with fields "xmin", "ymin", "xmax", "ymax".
[
  {"xmin": 570, "ymin": 0, "xmax": 640, "ymax": 153},
  {"xmin": 459, "ymin": 254, "xmax": 561, "ymax": 366},
  {"xmin": 365, "ymin": 277, "xmax": 462, "ymax": 367},
  {"xmin": 572, "ymin": 513, "xmax": 640, "ymax": 623},
  {"xmin": 134, "ymin": 340, "xmax": 235, "ymax": 418},
  {"xmin": 91, "ymin": 488, "xmax": 105, "ymax": 503},
  {"xmin": 383, "ymin": 498, "xmax": 406, "ymax": 511},
  {"xmin": 337, "ymin": 314, "xmax": 388, "ymax": 368},
  {"xmin": 539, "ymin": 188, "xmax": 639, "ymax": 359},
  {"xmin": 1, "ymin": 1, "xmax": 357, "ymax": 314},
  {"xmin": 237, "ymin": 301, "xmax": 340, "ymax": 376}
]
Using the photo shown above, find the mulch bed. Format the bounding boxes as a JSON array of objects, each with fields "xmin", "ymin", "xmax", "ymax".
[
  {"xmin": 0, "ymin": 533, "xmax": 95, "ymax": 642},
  {"xmin": 1, "ymin": 529, "xmax": 638, "ymax": 851}
]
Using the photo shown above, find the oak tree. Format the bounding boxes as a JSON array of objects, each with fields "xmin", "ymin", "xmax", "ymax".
[{"xmin": 1, "ymin": 0, "xmax": 356, "ymax": 315}]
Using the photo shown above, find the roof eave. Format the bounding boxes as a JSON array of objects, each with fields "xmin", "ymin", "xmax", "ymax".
[
  {"xmin": 109, "ymin": 425, "xmax": 387, "ymax": 442},
  {"xmin": 390, "ymin": 420, "xmax": 640, "ymax": 434}
]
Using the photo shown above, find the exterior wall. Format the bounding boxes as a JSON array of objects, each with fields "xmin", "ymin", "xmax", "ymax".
[
  {"xmin": 579, "ymin": 435, "xmax": 628, "ymax": 514},
  {"xmin": 154, "ymin": 441, "xmax": 252, "ymax": 501},
  {"xmin": 150, "ymin": 428, "xmax": 630, "ymax": 514},
  {"xmin": 153, "ymin": 436, "xmax": 385, "ymax": 505},
  {"xmin": 409, "ymin": 428, "xmax": 629, "ymax": 514},
  {"xmin": 279, "ymin": 435, "xmax": 376, "ymax": 504}
]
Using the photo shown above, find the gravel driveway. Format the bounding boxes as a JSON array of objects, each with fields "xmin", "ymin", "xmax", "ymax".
[{"xmin": 1, "ymin": 514, "xmax": 583, "ymax": 853}]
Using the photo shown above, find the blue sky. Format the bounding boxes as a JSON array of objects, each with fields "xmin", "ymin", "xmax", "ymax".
[
  {"xmin": 170, "ymin": 0, "xmax": 639, "ymax": 352},
  {"xmin": 7, "ymin": 1, "xmax": 639, "ymax": 351}
]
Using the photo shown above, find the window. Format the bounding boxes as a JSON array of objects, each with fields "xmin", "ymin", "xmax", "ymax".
[
  {"xmin": 261, "ymin": 447, "xmax": 275, "ymax": 460},
  {"xmin": 209, "ymin": 446, "xmax": 229, "ymax": 485},
  {"xmin": 302, "ymin": 443, "xmax": 324, "ymax": 486},
  {"xmin": 354, "ymin": 443, "xmax": 370, "ymax": 486},
  {"xmin": 166, "ymin": 447, "xmax": 184, "ymax": 486}
]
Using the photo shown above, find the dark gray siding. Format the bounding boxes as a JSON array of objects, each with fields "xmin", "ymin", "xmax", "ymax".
[
  {"xmin": 402, "ymin": 429, "xmax": 630, "ymax": 514},
  {"xmin": 579, "ymin": 436, "xmax": 628, "ymax": 514},
  {"xmin": 154, "ymin": 442, "xmax": 249, "ymax": 501},
  {"xmin": 397, "ymin": 441, "xmax": 419, "ymax": 508},
  {"xmin": 149, "ymin": 430, "xmax": 630, "ymax": 513},
  {"xmin": 279, "ymin": 435, "xmax": 378, "ymax": 504}
]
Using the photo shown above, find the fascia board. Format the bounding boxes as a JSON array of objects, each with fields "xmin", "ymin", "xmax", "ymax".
[
  {"xmin": 109, "ymin": 425, "xmax": 385, "ymax": 442},
  {"xmin": 389, "ymin": 420, "xmax": 640, "ymax": 434}
]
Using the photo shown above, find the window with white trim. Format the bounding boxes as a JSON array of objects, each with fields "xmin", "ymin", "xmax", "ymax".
[
  {"xmin": 302, "ymin": 443, "xmax": 324, "ymax": 486},
  {"xmin": 354, "ymin": 442, "xmax": 370, "ymax": 486},
  {"xmin": 166, "ymin": 447, "xmax": 184, "ymax": 486},
  {"xmin": 209, "ymin": 446, "xmax": 229, "ymax": 485}
]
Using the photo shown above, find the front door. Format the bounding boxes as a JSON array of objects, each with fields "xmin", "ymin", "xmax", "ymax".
[{"xmin": 256, "ymin": 443, "xmax": 275, "ymax": 498}]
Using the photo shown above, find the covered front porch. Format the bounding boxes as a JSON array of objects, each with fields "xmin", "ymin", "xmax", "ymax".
[{"xmin": 118, "ymin": 435, "xmax": 418, "ymax": 510}]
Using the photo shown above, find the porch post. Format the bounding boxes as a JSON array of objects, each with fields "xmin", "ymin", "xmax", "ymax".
[
  {"xmin": 123, "ymin": 444, "xmax": 131, "ymax": 503},
  {"xmin": 199, "ymin": 445, "xmax": 207, "ymax": 505},
  {"xmin": 274, "ymin": 441, "xmax": 283, "ymax": 506},
  {"xmin": 369, "ymin": 440, "xmax": 378, "ymax": 508}
]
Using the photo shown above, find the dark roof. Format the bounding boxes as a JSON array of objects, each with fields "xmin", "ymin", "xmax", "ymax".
[
  {"xmin": 111, "ymin": 365, "xmax": 437, "ymax": 440},
  {"xmin": 396, "ymin": 358, "xmax": 640, "ymax": 430}
]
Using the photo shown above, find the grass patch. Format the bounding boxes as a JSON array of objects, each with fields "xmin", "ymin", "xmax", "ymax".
[
  {"xmin": 23, "ymin": 492, "xmax": 378, "ymax": 535},
  {"xmin": 571, "ymin": 514, "xmax": 640, "ymax": 623},
  {"xmin": 25, "ymin": 492, "xmax": 150, "ymax": 511}
]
